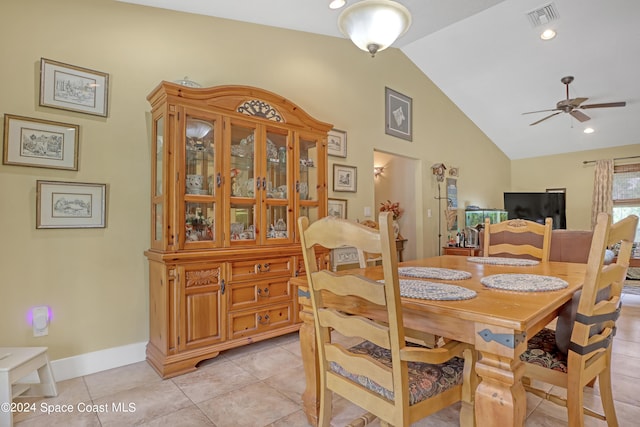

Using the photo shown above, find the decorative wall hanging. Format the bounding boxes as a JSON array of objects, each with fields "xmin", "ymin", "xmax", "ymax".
[
  {"xmin": 385, "ymin": 87, "xmax": 412, "ymax": 141},
  {"xmin": 39, "ymin": 58, "xmax": 109, "ymax": 117},
  {"xmin": 36, "ymin": 180, "xmax": 107, "ymax": 229},
  {"xmin": 333, "ymin": 164, "xmax": 357, "ymax": 192},
  {"xmin": 3, "ymin": 114, "xmax": 79, "ymax": 170},
  {"xmin": 327, "ymin": 128, "xmax": 347, "ymax": 157},
  {"xmin": 328, "ymin": 198, "xmax": 348, "ymax": 219}
]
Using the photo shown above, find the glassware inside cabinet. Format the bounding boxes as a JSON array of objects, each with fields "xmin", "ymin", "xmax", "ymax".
[
  {"xmin": 185, "ymin": 117, "xmax": 216, "ymax": 196},
  {"xmin": 185, "ymin": 203, "xmax": 215, "ymax": 242},
  {"xmin": 265, "ymin": 130, "xmax": 288, "ymax": 200},
  {"xmin": 267, "ymin": 206, "xmax": 289, "ymax": 239},
  {"xmin": 230, "ymin": 125, "xmax": 257, "ymax": 198},
  {"xmin": 230, "ymin": 203, "xmax": 256, "ymax": 241},
  {"xmin": 299, "ymin": 137, "xmax": 319, "ymax": 201}
]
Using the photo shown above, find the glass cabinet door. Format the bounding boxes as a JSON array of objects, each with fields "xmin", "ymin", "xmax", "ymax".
[
  {"xmin": 229, "ymin": 122, "xmax": 258, "ymax": 244},
  {"xmin": 151, "ymin": 114, "xmax": 165, "ymax": 249},
  {"xmin": 264, "ymin": 128, "xmax": 292, "ymax": 243},
  {"xmin": 298, "ymin": 136, "xmax": 320, "ymax": 202},
  {"xmin": 183, "ymin": 113, "xmax": 220, "ymax": 248}
]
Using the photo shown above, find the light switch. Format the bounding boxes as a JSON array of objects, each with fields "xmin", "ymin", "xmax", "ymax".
[
  {"xmin": 428, "ymin": 209, "xmax": 432, "ymax": 217},
  {"xmin": 364, "ymin": 206, "xmax": 372, "ymax": 217}
]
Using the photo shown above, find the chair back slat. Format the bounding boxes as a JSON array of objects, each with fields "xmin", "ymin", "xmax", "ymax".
[
  {"xmin": 324, "ymin": 344, "xmax": 394, "ymax": 390},
  {"xmin": 311, "ymin": 271, "xmax": 387, "ymax": 305},
  {"xmin": 317, "ymin": 308, "xmax": 391, "ymax": 349},
  {"xmin": 483, "ymin": 217, "xmax": 553, "ymax": 261}
]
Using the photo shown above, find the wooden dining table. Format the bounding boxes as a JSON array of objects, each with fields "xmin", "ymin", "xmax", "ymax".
[{"xmin": 291, "ymin": 255, "xmax": 587, "ymax": 427}]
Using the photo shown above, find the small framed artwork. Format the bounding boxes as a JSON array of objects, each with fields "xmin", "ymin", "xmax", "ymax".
[
  {"xmin": 36, "ymin": 180, "xmax": 107, "ymax": 229},
  {"xmin": 385, "ymin": 87, "xmax": 412, "ymax": 141},
  {"xmin": 40, "ymin": 58, "xmax": 109, "ymax": 117},
  {"xmin": 327, "ymin": 128, "xmax": 347, "ymax": 158},
  {"xmin": 333, "ymin": 164, "xmax": 357, "ymax": 192},
  {"xmin": 3, "ymin": 114, "xmax": 79, "ymax": 170},
  {"xmin": 328, "ymin": 198, "xmax": 348, "ymax": 219}
]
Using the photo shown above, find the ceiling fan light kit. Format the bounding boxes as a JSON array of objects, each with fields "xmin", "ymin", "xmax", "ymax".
[
  {"xmin": 338, "ymin": 0, "xmax": 412, "ymax": 57},
  {"xmin": 523, "ymin": 75, "xmax": 626, "ymax": 126}
]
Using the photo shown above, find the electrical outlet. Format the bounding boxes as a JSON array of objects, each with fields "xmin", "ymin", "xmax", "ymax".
[{"xmin": 32, "ymin": 306, "xmax": 49, "ymax": 337}]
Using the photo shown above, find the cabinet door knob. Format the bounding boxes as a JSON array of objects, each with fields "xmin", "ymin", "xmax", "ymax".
[
  {"xmin": 220, "ymin": 279, "xmax": 226, "ymax": 295},
  {"xmin": 216, "ymin": 172, "xmax": 222, "ymax": 187},
  {"xmin": 295, "ymin": 181, "xmax": 300, "ymax": 192},
  {"xmin": 262, "ymin": 177, "xmax": 266, "ymax": 190},
  {"xmin": 263, "ymin": 263, "xmax": 270, "ymax": 272}
]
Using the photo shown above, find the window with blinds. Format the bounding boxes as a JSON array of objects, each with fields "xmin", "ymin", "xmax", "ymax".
[{"xmin": 613, "ymin": 163, "xmax": 640, "ymax": 243}]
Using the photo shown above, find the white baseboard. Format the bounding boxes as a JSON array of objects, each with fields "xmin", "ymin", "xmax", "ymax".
[{"xmin": 21, "ymin": 342, "xmax": 147, "ymax": 383}]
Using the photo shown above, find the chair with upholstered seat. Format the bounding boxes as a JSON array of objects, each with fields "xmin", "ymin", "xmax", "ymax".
[
  {"xmin": 483, "ymin": 217, "xmax": 553, "ymax": 261},
  {"xmin": 298, "ymin": 212, "xmax": 477, "ymax": 427},
  {"xmin": 520, "ymin": 212, "xmax": 638, "ymax": 426}
]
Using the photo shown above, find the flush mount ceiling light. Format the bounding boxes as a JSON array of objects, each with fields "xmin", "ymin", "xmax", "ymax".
[
  {"xmin": 329, "ymin": 0, "xmax": 347, "ymax": 9},
  {"xmin": 583, "ymin": 127, "xmax": 594, "ymax": 134},
  {"xmin": 540, "ymin": 28, "xmax": 557, "ymax": 40},
  {"xmin": 338, "ymin": 0, "xmax": 412, "ymax": 57}
]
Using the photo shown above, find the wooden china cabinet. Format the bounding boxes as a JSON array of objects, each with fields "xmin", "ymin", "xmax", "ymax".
[{"xmin": 144, "ymin": 82, "xmax": 331, "ymax": 378}]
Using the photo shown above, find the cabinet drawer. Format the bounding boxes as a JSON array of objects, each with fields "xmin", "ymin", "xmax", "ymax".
[
  {"xmin": 228, "ymin": 302, "xmax": 293, "ymax": 340},
  {"xmin": 229, "ymin": 257, "xmax": 292, "ymax": 282},
  {"xmin": 228, "ymin": 278, "xmax": 291, "ymax": 311}
]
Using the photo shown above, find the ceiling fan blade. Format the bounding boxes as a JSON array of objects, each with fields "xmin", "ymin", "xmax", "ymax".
[
  {"xmin": 529, "ymin": 112, "xmax": 561, "ymax": 126},
  {"xmin": 522, "ymin": 108, "xmax": 559, "ymax": 115},
  {"xmin": 568, "ymin": 97, "xmax": 588, "ymax": 107},
  {"xmin": 579, "ymin": 101, "xmax": 626, "ymax": 109},
  {"xmin": 570, "ymin": 110, "xmax": 590, "ymax": 122}
]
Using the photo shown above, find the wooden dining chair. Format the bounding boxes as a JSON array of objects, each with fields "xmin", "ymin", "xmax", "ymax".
[
  {"xmin": 483, "ymin": 217, "xmax": 553, "ymax": 261},
  {"xmin": 297, "ymin": 212, "xmax": 477, "ymax": 427},
  {"xmin": 520, "ymin": 212, "xmax": 638, "ymax": 426}
]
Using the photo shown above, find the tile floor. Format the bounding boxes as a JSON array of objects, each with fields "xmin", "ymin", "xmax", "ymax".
[{"xmin": 11, "ymin": 291, "xmax": 640, "ymax": 426}]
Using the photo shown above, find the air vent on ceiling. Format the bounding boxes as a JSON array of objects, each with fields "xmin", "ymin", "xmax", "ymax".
[{"xmin": 526, "ymin": 3, "xmax": 559, "ymax": 27}]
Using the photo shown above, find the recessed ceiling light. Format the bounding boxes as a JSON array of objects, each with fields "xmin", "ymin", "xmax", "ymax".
[
  {"xmin": 540, "ymin": 29, "xmax": 556, "ymax": 40},
  {"xmin": 329, "ymin": 0, "xmax": 346, "ymax": 9},
  {"xmin": 584, "ymin": 127, "xmax": 594, "ymax": 134}
]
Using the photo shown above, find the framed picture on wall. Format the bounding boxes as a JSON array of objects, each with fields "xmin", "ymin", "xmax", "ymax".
[
  {"xmin": 39, "ymin": 58, "xmax": 110, "ymax": 117},
  {"xmin": 327, "ymin": 128, "xmax": 347, "ymax": 157},
  {"xmin": 333, "ymin": 164, "xmax": 357, "ymax": 192},
  {"xmin": 328, "ymin": 198, "xmax": 348, "ymax": 219},
  {"xmin": 36, "ymin": 180, "xmax": 107, "ymax": 229},
  {"xmin": 3, "ymin": 114, "xmax": 79, "ymax": 170},
  {"xmin": 385, "ymin": 87, "xmax": 412, "ymax": 141}
]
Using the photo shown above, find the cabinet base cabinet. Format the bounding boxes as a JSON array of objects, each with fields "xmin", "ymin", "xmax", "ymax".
[{"xmin": 145, "ymin": 247, "xmax": 312, "ymax": 379}]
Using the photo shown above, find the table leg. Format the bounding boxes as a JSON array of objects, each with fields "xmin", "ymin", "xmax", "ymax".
[
  {"xmin": 0, "ymin": 370, "xmax": 13, "ymax": 427},
  {"xmin": 473, "ymin": 325, "xmax": 527, "ymax": 427},
  {"xmin": 297, "ymin": 285, "xmax": 319, "ymax": 426}
]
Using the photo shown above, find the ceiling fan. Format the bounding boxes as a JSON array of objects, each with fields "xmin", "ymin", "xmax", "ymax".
[{"xmin": 523, "ymin": 76, "xmax": 626, "ymax": 126}]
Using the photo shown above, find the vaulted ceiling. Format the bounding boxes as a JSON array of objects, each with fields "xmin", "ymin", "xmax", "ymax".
[{"xmin": 119, "ymin": 0, "xmax": 640, "ymax": 159}]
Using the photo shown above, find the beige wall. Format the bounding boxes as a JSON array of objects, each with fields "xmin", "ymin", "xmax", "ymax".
[
  {"xmin": 511, "ymin": 144, "xmax": 640, "ymax": 230},
  {"xmin": 0, "ymin": 0, "xmax": 509, "ymax": 360}
]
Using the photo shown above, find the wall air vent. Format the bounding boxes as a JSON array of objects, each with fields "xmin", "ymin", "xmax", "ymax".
[{"xmin": 526, "ymin": 3, "xmax": 559, "ymax": 27}]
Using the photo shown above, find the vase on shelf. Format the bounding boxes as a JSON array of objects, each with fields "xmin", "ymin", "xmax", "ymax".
[{"xmin": 393, "ymin": 220, "xmax": 400, "ymax": 239}]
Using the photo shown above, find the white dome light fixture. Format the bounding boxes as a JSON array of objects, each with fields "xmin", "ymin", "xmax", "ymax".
[{"xmin": 338, "ymin": 0, "xmax": 412, "ymax": 57}]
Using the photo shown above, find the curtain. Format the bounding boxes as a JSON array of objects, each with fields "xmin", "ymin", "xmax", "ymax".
[{"xmin": 591, "ymin": 159, "xmax": 614, "ymax": 228}]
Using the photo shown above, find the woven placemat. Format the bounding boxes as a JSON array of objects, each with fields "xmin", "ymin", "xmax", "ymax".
[
  {"xmin": 480, "ymin": 274, "xmax": 568, "ymax": 292},
  {"xmin": 467, "ymin": 257, "xmax": 539, "ymax": 266},
  {"xmin": 379, "ymin": 279, "xmax": 477, "ymax": 300},
  {"xmin": 398, "ymin": 267, "xmax": 472, "ymax": 281}
]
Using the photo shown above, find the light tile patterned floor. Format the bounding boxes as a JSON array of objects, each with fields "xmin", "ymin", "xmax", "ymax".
[{"xmin": 11, "ymin": 292, "xmax": 640, "ymax": 426}]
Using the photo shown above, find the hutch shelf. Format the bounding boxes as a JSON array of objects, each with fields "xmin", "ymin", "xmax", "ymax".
[{"xmin": 145, "ymin": 82, "xmax": 331, "ymax": 378}]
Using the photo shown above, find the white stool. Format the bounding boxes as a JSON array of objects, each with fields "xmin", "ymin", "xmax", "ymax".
[{"xmin": 0, "ymin": 347, "xmax": 58, "ymax": 427}]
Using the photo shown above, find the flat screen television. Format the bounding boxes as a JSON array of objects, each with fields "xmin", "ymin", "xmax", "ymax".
[{"xmin": 503, "ymin": 192, "xmax": 566, "ymax": 229}]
